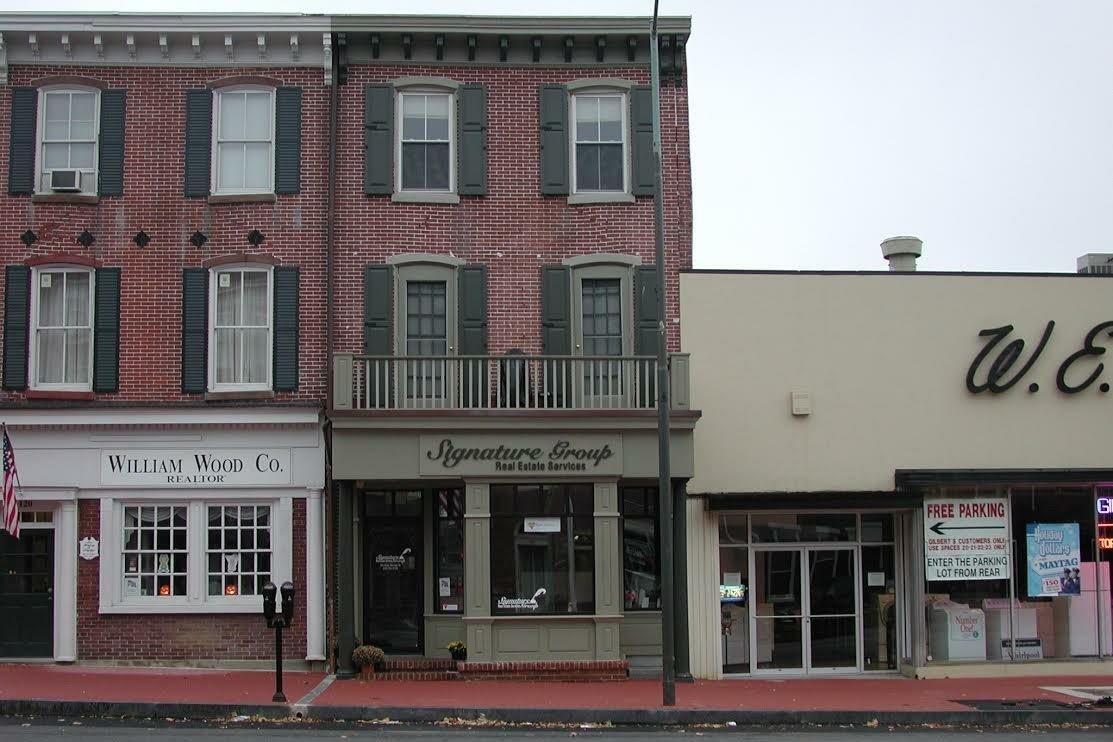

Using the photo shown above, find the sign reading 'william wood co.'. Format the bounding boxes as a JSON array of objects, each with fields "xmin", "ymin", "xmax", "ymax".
[
  {"xmin": 101, "ymin": 449, "xmax": 292, "ymax": 487},
  {"xmin": 419, "ymin": 435, "xmax": 623, "ymax": 477}
]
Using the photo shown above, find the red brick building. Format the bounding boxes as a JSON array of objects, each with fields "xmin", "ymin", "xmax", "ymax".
[{"xmin": 0, "ymin": 13, "xmax": 695, "ymax": 674}]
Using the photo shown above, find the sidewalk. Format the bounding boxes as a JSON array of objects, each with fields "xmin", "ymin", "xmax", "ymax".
[{"xmin": 1, "ymin": 663, "xmax": 1112, "ymax": 726}]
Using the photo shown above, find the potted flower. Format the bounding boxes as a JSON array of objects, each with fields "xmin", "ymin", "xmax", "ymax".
[
  {"xmin": 352, "ymin": 644, "xmax": 385, "ymax": 680},
  {"xmin": 446, "ymin": 640, "xmax": 467, "ymax": 662}
]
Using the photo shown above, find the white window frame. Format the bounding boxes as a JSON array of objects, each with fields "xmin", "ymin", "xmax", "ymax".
[
  {"xmin": 570, "ymin": 90, "xmax": 629, "ymax": 196},
  {"xmin": 207, "ymin": 264, "xmax": 274, "ymax": 393},
  {"xmin": 98, "ymin": 495, "xmax": 293, "ymax": 614},
  {"xmin": 35, "ymin": 86, "xmax": 100, "ymax": 195},
  {"xmin": 211, "ymin": 86, "xmax": 276, "ymax": 196},
  {"xmin": 395, "ymin": 89, "xmax": 456, "ymax": 195},
  {"xmin": 28, "ymin": 266, "xmax": 95, "ymax": 392}
]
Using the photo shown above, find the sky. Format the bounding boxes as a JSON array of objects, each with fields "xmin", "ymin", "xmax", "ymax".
[{"xmin": 8, "ymin": 1, "xmax": 1112, "ymax": 273}]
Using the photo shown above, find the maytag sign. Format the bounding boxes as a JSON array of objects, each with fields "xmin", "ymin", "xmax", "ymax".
[
  {"xmin": 419, "ymin": 435, "xmax": 623, "ymax": 477},
  {"xmin": 101, "ymin": 449, "xmax": 292, "ymax": 487}
]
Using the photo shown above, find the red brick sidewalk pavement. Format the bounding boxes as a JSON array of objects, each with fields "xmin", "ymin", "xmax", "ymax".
[{"xmin": 1, "ymin": 663, "xmax": 1110, "ymax": 713}]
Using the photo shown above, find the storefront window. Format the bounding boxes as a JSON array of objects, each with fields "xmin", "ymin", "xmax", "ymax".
[
  {"xmin": 490, "ymin": 483, "xmax": 595, "ymax": 615},
  {"xmin": 923, "ymin": 486, "xmax": 1108, "ymax": 664},
  {"xmin": 206, "ymin": 504, "xmax": 271, "ymax": 597},
  {"xmin": 435, "ymin": 489, "xmax": 464, "ymax": 613},
  {"xmin": 751, "ymin": 513, "xmax": 856, "ymax": 543},
  {"xmin": 621, "ymin": 487, "xmax": 659, "ymax": 611},
  {"xmin": 122, "ymin": 505, "xmax": 188, "ymax": 598}
]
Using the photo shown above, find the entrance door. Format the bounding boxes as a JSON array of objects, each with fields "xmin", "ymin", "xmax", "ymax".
[
  {"xmin": 0, "ymin": 529, "xmax": 54, "ymax": 657},
  {"xmin": 753, "ymin": 546, "xmax": 859, "ymax": 674},
  {"xmin": 364, "ymin": 519, "xmax": 423, "ymax": 654}
]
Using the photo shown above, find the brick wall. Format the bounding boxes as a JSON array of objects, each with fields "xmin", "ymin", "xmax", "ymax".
[
  {"xmin": 332, "ymin": 64, "xmax": 692, "ymax": 357},
  {"xmin": 0, "ymin": 65, "xmax": 329, "ymax": 404},
  {"xmin": 76, "ymin": 497, "xmax": 308, "ymax": 661}
]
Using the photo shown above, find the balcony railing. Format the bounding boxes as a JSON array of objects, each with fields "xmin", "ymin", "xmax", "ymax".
[{"xmin": 333, "ymin": 353, "xmax": 690, "ymax": 412}]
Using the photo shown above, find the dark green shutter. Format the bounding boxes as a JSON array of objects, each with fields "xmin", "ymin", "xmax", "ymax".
[
  {"xmin": 181, "ymin": 268, "xmax": 208, "ymax": 393},
  {"xmin": 541, "ymin": 265, "xmax": 571, "ymax": 407},
  {"xmin": 184, "ymin": 89, "xmax": 212, "ymax": 197},
  {"xmin": 98, "ymin": 90, "xmax": 127, "ymax": 197},
  {"xmin": 364, "ymin": 84, "xmax": 393, "ymax": 195},
  {"xmin": 458, "ymin": 264, "xmax": 488, "ymax": 407},
  {"xmin": 363, "ymin": 265, "xmax": 392, "ymax": 354},
  {"xmin": 631, "ymin": 86, "xmax": 655, "ymax": 197},
  {"xmin": 634, "ymin": 265, "xmax": 659, "ymax": 354},
  {"xmin": 8, "ymin": 88, "xmax": 37, "ymax": 195},
  {"xmin": 272, "ymin": 266, "xmax": 299, "ymax": 391},
  {"xmin": 274, "ymin": 87, "xmax": 302, "ymax": 195},
  {"xmin": 3, "ymin": 266, "xmax": 30, "ymax": 390},
  {"xmin": 92, "ymin": 268, "xmax": 121, "ymax": 392},
  {"xmin": 539, "ymin": 85, "xmax": 568, "ymax": 195},
  {"xmin": 458, "ymin": 85, "xmax": 487, "ymax": 196},
  {"xmin": 363, "ymin": 265, "xmax": 392, "ymax": 407},
  {"xmin": 541, "ymin": 265, "xmax": 571, "ymax": 354},
  {"xmin": 634, "ymin": 264, "xmax": 660, "ymax": 403}
]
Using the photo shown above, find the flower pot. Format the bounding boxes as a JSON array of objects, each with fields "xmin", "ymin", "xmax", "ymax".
[
  {"xmin": 450, "ymin": 651, "xmax": 467, "ymax": 662},
  {"xmin": 359, "ymin": 664, "xmax": 375, "ymax": 681}
]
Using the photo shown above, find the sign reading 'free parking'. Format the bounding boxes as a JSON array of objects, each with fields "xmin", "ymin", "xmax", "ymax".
[{"xmin": 924, "ymin": 499, "xmax": 1010, "ymax": 581}]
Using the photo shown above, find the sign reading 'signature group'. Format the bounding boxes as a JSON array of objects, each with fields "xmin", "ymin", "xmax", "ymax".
[
  {"xmin": 101, "ymin": 449, "xmax": 292, "ymax": 487},
  {"xmin": 419, "ymin": 435, "xmax": 623, "ymax": 477}
]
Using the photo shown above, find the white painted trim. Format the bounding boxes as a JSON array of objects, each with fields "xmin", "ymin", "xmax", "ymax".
[
  {"xmin": 0, "ymin": 406, "xmax": 320, "ymax": 428},
  {"xmin": 54, "ymin": 498, "xmax": 77, "ymax": 662},
  {"xmin": 390, "ymin": 76, "xmax": 460, "ymax": 91},
  {"xmin": 305, "ymin": 487, "xmax": 325, "ymax": 661},
  {"xmin": 385, "ymin": 252, "xmax": 465, "ymax": 268},
  {"xmin": 97, "ymin": 496, "xmax": 114, "ymax": 614},
  {"xmin": 277, "ymin": 496, "xmax": 294, "ymax": 586}
]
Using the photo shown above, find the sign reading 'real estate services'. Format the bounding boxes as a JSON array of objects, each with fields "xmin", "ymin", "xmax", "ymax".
[
  {"xmin": 924, "ymin": 499, "xmax": 1010, "ymax": 581},
  {"xmin": 101, "ymin": 449, "xmax": 292, "ymax": 487},
  {"xmin": 419, "ymin": 435, "xmax": 622, "ymax": 477}
]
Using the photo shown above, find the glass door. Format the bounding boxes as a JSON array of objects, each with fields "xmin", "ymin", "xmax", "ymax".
[
  {"xmin": 807, "ymin": 547, "xmax": 859, "ymax": 672},
  {"xmin": 753, "ymin": 549, "xmax": 804, "ymax": 672},
  {"xmin": 752, "ymin": 546, "xmax": 860, "ymax": 673}
]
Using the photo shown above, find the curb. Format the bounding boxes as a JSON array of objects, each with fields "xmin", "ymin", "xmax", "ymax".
[{"xmin": 3, "ymin": 699, "xmax": 1113, "ymax": 726}]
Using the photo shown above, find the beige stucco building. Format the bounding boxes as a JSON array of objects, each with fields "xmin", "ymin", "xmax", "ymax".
[{"xmin": 680, "ymin": 260, "xmax": 1113, "ymax": 678}]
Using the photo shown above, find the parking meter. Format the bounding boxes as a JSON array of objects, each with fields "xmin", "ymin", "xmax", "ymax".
[
  {"xmin": 280, "ymin": 581, "xmax": 295, "ymax": 626},
  {"xmin": 262, "ymin": 581, "xmax": 277, "ymax": 624}
]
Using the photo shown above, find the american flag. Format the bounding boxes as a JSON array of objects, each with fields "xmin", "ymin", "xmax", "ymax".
[{"xmin": 2, "ymin": 427, "xmax": 19, "ymax": 539}]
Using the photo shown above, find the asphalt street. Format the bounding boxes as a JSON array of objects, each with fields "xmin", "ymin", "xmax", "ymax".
[{"xmin": 0, "ymin": 720, "xmax": 1111, "ymax": 740}]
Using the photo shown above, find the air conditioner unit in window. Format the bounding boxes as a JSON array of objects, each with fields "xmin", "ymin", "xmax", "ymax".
[{"xmin": 49, "ymin": 169, "xmax": 81, "ymax": 192}]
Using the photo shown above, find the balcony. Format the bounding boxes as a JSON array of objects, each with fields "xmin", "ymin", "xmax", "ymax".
[{"xmin": 332, "ymin": 353, "xmax": 690, "ymax": 412}]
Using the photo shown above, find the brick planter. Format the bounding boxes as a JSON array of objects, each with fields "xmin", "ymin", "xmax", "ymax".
[{"xmin": 456, "ymin": 659, "xmax": 629, "ymax": 682}]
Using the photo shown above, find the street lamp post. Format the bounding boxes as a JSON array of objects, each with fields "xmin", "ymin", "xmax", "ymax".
[{"xmin": 650, "ymin": 0, "xmax": 676, "ymax": 708}]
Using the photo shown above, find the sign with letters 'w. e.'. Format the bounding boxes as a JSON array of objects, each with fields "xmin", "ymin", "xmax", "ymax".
[{"xmin": 1026, "ymin": 523, "xmax": 1081, "ymax": 598}]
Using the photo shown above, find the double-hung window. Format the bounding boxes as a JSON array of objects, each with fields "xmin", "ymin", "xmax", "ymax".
[
  {"xmin": 572, "ymin": 93, "xmax": 626, "ymax": 194},
  {"xmin": 213, "ymin": 88, "xmax": 275, "ymax": 195},
  {"xmin": 399, "ymin": 91, "xmax": 453, "ymax": 192},
  {"xmin": 38, "ymin": 88, "xmax": 99, "ymax": 194},
  {"xmin": 210, "ymin": 266, "xmax": 272, "ymax": 391},
  {"xmin": 30, "ymin": 267, "xmax": 94, "ymax": 390}
]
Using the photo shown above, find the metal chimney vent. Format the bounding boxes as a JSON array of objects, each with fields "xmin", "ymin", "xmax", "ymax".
[{"xmin": 1076, "ymin": 254, "xmax": 1113, "ymax": 275}]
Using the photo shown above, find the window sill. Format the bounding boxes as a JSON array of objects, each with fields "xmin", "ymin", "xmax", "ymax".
[
  {"xmin": 391, "ymin": 191, "xmax": 461, "ymax": 205},
  {"xmin": 208, "ymin": 193, "xmax": 277, "ymax": 205},
  {"xmin": 99, "ymin": 601, "xmax": 265, "ymax": 615},
  {"xmin": 568, "ymin": 193, "xmax": 636, "ymax": 206},
  {"xmin": 205, "ymin": 390, "xmax": 276, "ymax": 401},
  {"xmin": 31, "ymin": 193, "xmax": 98, "ymax": 205},
  {"xmin": 25, "ymin": 389, "xmax": 95, "ymax": 400}
]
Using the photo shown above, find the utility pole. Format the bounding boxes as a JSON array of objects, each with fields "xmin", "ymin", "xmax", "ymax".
[{"xmin": 650, "ymin": 0, "xmax": 675, "ymax": 708}]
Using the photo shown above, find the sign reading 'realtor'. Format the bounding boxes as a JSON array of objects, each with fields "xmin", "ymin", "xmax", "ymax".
[{"xmin": 419, "ymin": 435, "xmax": 623, "ymax": 477}]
